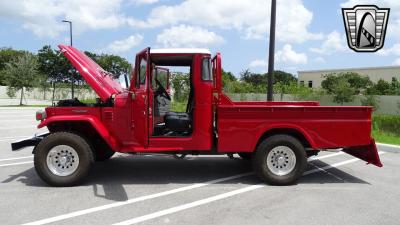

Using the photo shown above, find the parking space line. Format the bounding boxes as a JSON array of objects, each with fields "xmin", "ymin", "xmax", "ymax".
[
  {"xmin": 22, "ymin": 150, "xmax": 355, "ymax": 225},
  {"xmin": 0, "ymin": 126, "xmax": 36, "ymax": 130},
  {"xmin": 308, "ymin": 152, "xmax": 344, "ymax": 161},
  {"xmin": 0, "ymin": 136, "xmax": 31, "ymax": 143},
  {"xmin": 304, "ymin": 151, "xmax": 385, "ymax": 175},
  {"xmin": 0, "ymin": 161, "xmax": 33, "ymax": 167},
  {"xmin": 0, "ymin": 115, "xmax": 32, "ymax": 118},
  {"xmin": 113, "ymin": 185, "xmax": 265, "ymax": 225},
  {"xmin": 111, "ymin": 151, "xmax": 387, "ymax": 225},
  {"xmin": 308, "ymin": 163, "xmax": 344, "ymax": 181},
  {"xmin": 0, "ymin": 156, "xmax": 33, "ymax": 162},
  {"xmin": 21, "ymin": 172, "xmax": 254, "ymax": 225}
]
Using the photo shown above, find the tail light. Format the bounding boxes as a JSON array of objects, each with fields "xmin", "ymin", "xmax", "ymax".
[{"xmin": 36, "ymin": 110, "xmax": 47, "ymax": 121}]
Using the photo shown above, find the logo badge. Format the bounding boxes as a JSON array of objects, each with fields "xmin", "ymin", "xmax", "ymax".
[{"xmin": 342, "ymin": 5, "xmax": 390, "ymax": 52}]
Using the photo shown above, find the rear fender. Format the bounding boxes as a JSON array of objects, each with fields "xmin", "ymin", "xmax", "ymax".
[
  {"xmin": 343, "ymin": 139, "xmax": 382, "ymax": 167},
  {"xmin": 258, "ymin": 125, "xmax": 318, "ymax": 149},
  {"xmin": 38, "ymin": 115, "xmax": 118, "ymax": 150}
]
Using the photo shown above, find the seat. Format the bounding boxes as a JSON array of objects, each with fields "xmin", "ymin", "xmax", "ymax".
[{"xmin": 165, "ymin": 112, "xmax": 191, "ymax": 133}]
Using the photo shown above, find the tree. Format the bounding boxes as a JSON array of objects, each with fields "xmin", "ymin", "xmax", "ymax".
[
  {"xmin": 321, "ymin": 73, "xmax": 339, "ymax": 94},
  {"xmin": 361, "ymin": 95, "xmax": 380, "ymax": 111},
  {"xmin": 38, "ymin": 45, "xmax": 70, "ymax": 100},
  {"xmin": 322, "ymin": 72, "xmax": 371, "ymax": 95},
  {"xmin": 0, "ymin": 48, "xmax": 25, "ymax": 85},
  {"xmin": 4, "ymin": 53, "xmax": 39, "ymax": 105},
  {"xmin": 341, "ymin": 72, "xmax": 372, "ymax": 93},
  {"xmin": 332, "ymin": 78, "xmax": 355, "ymax": 105},
  {"xmin": 373, "ymin": 79, "xmax": 391, "ymax": 95},
  {"xmin": 85, "ymin": 52, "xmax": 132, "ymax": 80},
  {"xmin": 37, "ymin": 73, "xmax": 51, "ymax": 100},
  {"xmin": 389, "ymin": 77, "xmax": 400, "ymax": 95},
  {"xmin": 97, "ymin": 54, "xmax": 131, "ymax": 80},
  {"xmin": 170, "ymin": 72, "xmax": 190, "ymax": 102},
  {"xmin": 273, "ymin": 70, "xmax": 297, "ymax": 85}
]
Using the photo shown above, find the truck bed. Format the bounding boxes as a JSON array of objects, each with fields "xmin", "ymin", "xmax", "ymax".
[{"xmin": 217, "ymin": 95, "xmax": 373, "ymax": 152}]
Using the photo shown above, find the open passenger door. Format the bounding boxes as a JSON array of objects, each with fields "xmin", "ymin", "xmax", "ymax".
[{"xmin": 58, "ymin": 45, "xmax": 123, "ymax": 102}]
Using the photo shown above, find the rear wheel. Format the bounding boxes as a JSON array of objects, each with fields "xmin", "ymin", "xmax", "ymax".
[
  {"xmin": 34, "ymin": 132, "xmax": 94, "ymax": 186},
  {"xmin": 252, "ymin": 135, "xmax": 307, "ymax": 185}
]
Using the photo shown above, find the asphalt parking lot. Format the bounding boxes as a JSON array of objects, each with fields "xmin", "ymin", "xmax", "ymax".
[{"xmin": 1, "ymin": 108, "xmax": 400, "ymax": 225}]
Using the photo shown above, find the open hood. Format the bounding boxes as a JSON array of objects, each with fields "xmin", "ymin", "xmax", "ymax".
[{"xmin": 58, "ymin": 45, "xmax": 123, "ymax": 102}]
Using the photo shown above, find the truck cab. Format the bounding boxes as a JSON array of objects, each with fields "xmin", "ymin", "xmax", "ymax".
[{"xmin": 12, "ymin": 45, "xmax": 382, "ymax": 187}]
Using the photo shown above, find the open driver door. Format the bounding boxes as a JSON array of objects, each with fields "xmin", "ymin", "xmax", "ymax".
[{"xmin": 132, "ymin": 48, "xmax": 151, "ymax": 148}]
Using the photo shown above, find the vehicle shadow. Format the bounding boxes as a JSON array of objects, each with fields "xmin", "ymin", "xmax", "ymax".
[{"xmin": 1, "ymin": 155, "xmax": 369, "ymax": 202}]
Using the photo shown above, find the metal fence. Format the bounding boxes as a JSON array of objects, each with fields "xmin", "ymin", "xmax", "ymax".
[
  {"xmin": 1, "ymin": 86, "xmax": 399, "ymax": 115},
  {"xmin": 227, "ymin": 93, "xmax": 400, "ymax": 115}
]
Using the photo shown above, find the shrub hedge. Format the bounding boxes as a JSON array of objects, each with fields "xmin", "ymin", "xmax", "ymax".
[{"xmin": 373, "ymin": 115, "xmax": 400, "ymax": 136}]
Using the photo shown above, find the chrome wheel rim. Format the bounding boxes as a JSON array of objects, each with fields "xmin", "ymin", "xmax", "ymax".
[
  {"xmin": 46, "ymin": 145, "xmax": 79, "ymax": 176},
  {"xmin": 267, "ymin": 146, "xmax": 296, "ymax": 176}
]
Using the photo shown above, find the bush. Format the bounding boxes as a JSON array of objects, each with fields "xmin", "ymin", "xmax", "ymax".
[
  {"xmin": 373, "ymin": 115, "xmax": 400, "ymax": 136},
  {"xmin": 171, "ymin": 101, "xmax": 186, "ymax": 112},
  {"xmin": 361, "ymin": 95, "xmax": 380, "ymax": 111}
]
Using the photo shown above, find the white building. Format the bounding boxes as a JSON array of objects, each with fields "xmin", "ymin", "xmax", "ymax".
[{"xmin": 298, "ymin": 66, "xmax": 400, "ymax": 88}]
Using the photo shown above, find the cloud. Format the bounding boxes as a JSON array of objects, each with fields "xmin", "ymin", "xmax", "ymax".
[
  {"xmin": 104, "ymin": 34, "xmax": 143, "ymax": 53},
  {"xmin": 276, "ymin": 44, "xmax": 308, "ymax": 65},
  {"xmin": 133, "ymin": 0, "xmax": 322, "ymax": 43},
  {"xmin": 393, "ymin": 58, "xmax": 400, "ymax": 65},
  {"xmin": 249, "ymin": 44, "xmax": 307, "ymax": 69},
  {"xmin": 249, "ymin": 59, "xmax": 268, "ymax": 68},
  {"xmin": 132, "ymin": 0, "xmax": 159, "ymax": 5},
  {"xmin": 313, "ymin": 57, "xmax": 326, "ymax": 64},
  {"xmin": 310, "ymin": 31, "xmax": 348, "ymax": 55},
  {"xmin": 0, "ymin": 0, "xmax": 323, "ymax": 45},
  {"xmin": 156, "ymin": 25, "xmax": 224, "ymax": 48},
  {"xmin": 378, "ymin": 43, "xmax": 400, "ymax": 56},
  {"xmin": 0, "ymin": 0, "xmax": 126, "ymax": 38}
]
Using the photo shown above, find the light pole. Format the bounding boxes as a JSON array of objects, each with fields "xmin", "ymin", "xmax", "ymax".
[
  {"xmin": 267, "ymin": 0, "xmax": 276, "ymax": 101},
  {"xmin": 62, "ymin": 20, "xmax": 74, "ymax": 98}
]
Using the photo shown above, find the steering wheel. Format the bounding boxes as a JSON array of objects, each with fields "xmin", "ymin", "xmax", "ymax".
[{"xmin": 155, "ymin": 79, "xmax": 171, "ymax": 101}]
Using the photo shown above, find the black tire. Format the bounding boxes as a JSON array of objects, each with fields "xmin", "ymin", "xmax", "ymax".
[
  {"xmin": 34, "ymin": 132, "xmax": 94, "ymax": 187},
  {"xmin": 238, "ymin": 153, "xmax": 252, "ymax": 160},
  {"xmin": 252, "ymin": 135, "xmax": 307, "ymax": 185}
]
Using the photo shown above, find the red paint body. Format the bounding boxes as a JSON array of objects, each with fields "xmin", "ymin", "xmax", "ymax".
[{"xmin": 37, "ymin": 45, "xmax": 382, "ymax": 167}]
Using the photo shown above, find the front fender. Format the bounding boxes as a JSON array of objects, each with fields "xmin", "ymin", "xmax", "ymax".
[{"xmin": 38, "ymin": 115, "xmax": 117, "ymax": 149}]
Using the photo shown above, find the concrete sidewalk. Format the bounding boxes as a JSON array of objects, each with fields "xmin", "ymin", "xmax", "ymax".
[{"xmin": 0, "ymin": 98, "xmax": 52, "ymax": 106}]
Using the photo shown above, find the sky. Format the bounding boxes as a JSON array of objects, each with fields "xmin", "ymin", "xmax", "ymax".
[{"xmin": 1, "ymin": 0, "xmax": 400, "ymax": 77}]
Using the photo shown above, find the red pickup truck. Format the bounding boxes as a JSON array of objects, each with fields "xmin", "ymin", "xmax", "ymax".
[{"xmin": 12, "ymin": 45, "xmax": 382, "ymax": 186}]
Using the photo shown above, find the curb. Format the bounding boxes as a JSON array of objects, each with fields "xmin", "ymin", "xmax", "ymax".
[
  {"xmin": 0, "ymin": 107, "xmax": 46, "ymax": 110},
  {"xmin": 376, "ymin": 142, "xmax": 400, "ymax": 149}
]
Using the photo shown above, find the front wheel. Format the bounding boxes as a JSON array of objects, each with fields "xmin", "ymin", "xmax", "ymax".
[
  {"xmin": 252, "ymin": 135, "xmax": 307, "ymax": 185},
  {"xmin": 34, "ymin": 132, "xmax": 94, "ymax": 186}
]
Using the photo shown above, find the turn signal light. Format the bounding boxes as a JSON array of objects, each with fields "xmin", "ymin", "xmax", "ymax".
[{"xmin": 36, "ymin": 110, "xmax": 47, "ymax": 121}]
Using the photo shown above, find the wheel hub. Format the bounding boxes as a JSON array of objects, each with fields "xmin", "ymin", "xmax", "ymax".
[
  {"xmin": 266, "ymin": 146, "xmax": 296, "ymax": 176},
  {"xmin": 46, "ymin": 145, "xmax": 79, "ymax": 176}
]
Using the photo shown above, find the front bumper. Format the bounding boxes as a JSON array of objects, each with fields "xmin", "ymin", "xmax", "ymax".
[{"xmin": 11, "ymin": 133, "xmax": 49, "ymax": 151}]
